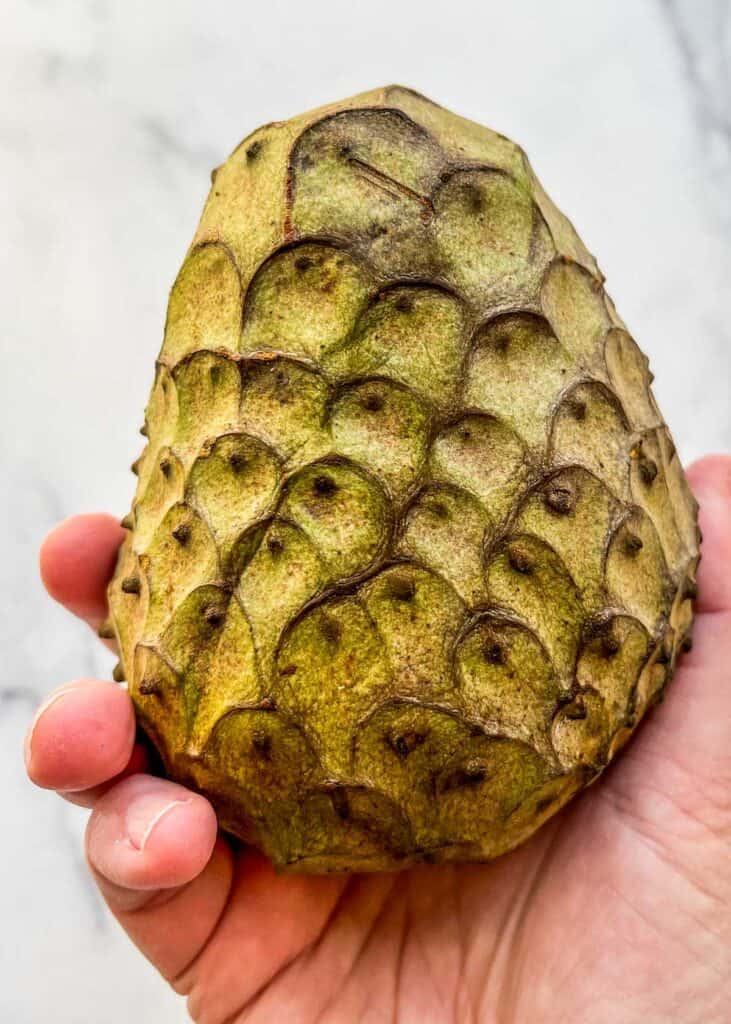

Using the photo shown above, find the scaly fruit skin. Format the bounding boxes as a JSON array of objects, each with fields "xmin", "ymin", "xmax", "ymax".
[{"xmin": 108, "ymin": 86, "xmax": 699, "ymax": 873}]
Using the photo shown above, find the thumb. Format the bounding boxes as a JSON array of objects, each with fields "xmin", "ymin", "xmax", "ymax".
[
  {"xmin": 606, "ymin": 454, "xmax": 731, "ymax": 825},
  {"xmin": 86, "ymin": 774, "xmax": 233, "ymax": 984}
]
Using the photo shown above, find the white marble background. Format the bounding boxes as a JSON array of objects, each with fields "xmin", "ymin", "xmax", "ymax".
[{"xmin": 1, "ymin": 1, "xmax": 729, "ymax": 1020}]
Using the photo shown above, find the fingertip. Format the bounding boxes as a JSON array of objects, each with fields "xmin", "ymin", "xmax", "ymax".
[
  {"xmin": 686, "ymin": 454, "xmax": 731, "ymax": 501},
  {"xmin": 40, "ymin": 514, "xmax": 125, "ymax": 627},
  {"xmin": 57, "ymin": 742, "xmax": 151, "ymax": 808},
  {"xmin": 25, "ymin": 679, "xmax": 135, "ymax": 792},
  {"xmin": 87, "ymin": 775, "xmax": 218, "ymax": 892},
  {"xmin": 686, "ymin": 454, "xmax": 731, "ymax": 615}
]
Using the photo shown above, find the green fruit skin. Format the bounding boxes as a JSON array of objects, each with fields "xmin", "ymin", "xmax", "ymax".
[{"xmin": 108, "ymin": 86, "xmax": 699, "ymax": 873}]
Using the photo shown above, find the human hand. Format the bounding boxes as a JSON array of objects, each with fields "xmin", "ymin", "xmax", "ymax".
[{"xmin": 26, "ymin": 456, "xmax": 731, "ymax": 1024}]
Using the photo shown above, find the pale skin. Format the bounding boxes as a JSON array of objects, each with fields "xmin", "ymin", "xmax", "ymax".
[{"xmin": 26, "ymin": 456, "xmax": 730, "ymax": 1024}]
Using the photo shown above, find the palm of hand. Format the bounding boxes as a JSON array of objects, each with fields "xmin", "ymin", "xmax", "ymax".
[
  {"xmin": 169, "ymin": 662, "xmax": 729, "ymax": 1024},
  {"xmin": 29, "ymin": 459, "xmax": 730, "ymax": 1024}
]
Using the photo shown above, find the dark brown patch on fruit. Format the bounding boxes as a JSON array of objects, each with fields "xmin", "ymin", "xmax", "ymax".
[
  {"xmin": 362, "ymin": 391, "xmax": 384, "ymax": 412},
  {"xmin": 507, "ymin": 543, "xmax": 535, "ymax": 575},
  {"xmin": 203, "ymin": 605, "xmax": 225, "ymax": 628},
  {"xmin": 267, "ymin": 536, "xmax": 284, "ymax": 556},
  {"xmin": 544, "ymin": 484, "xmax": 574, "ymax": 515},
  {"xmin": 313, "ymin": 474, "xmax": 337, "ymax": 497},
  {"xmin": 563, "ymin": 697, "xmax": 587, "ymax": 721},
  {"xmin": 229, "ymin": 451, "xmax": 247, "ymax": 473},
  {"xmin": 568, "ymin": 398, "xmax": 587, "ymax": 420},
  {"xmin": 320, "ymin": 616, "xmax": 341, "ymax": 643},
  {"xmin": 437, "ymin": 759, "xmax": 488, "ymax": 794},
  {"xmin": 388, "ymin": 575, "xmax": 416, "ymax": 601},
  {"xmin": 463, "ymin": 183, "xmax": 483, "ymax": 213},
  {"xmin": 638, "ymin": 456, "xmax": 658, "ymax": 485},
  {"xmin": 172, "ymin": 523, "xmax": 191, "ymax": 546},
  {"xmin": 252, "ymin": 730, "xmax": 272, "ymax": 759},
  {"xmin": 623, "ymin": 532, "xmax": 644, "ymax": 556},
  {"xmin": 600, "ymin": 632, "xmax": 621, "ymax": 658},
  {"xmin": 388, "ymin": 731, "xmax": 427, "ymax": 758},
  {"xmin": 367, "ymin": 221, "xmax": 387, "ymax": 238},
  {"xmin": 482, "ymin": 639, "xmax": 506, "ymax": 665},
  {"xmin": 121, "ymin": 575, "xmax": 141, "ymax": 594},
  {"xmin": 329, "ymin": 787, "xmax": 350, "ymax": 821}
]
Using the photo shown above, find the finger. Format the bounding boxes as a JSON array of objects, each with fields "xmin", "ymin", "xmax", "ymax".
[
  {"xmin": 87, "ymin": 775, "xmax": 217, "ymax": 893},
  {"xmin": 86, "ymin": 774, "xmax": 228, "ymax": 981},
  {"xmin": 654, "ymin": 454, "xmax": 731, "ymax": 729},
  {"xmin": 686, "ymin": 454, "xmax": 731, "ymax": 615},
  {"xmin": 61, "ymin": 741, "xmax": 151, "ymax": 809},
  {"xmin": 607, "ymin": 455, "xmax": 731, "ymax": 808},
  {"xmin": 25, "ymin": 679, "xmax": 136, "ymax": 794},
  {"xmin": 40, "ymin": 514, "xmax": 125, "ymax": 630}
]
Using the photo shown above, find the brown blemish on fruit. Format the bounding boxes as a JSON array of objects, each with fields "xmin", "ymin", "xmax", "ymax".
[
  {"xmin": 638, "ymin": 456, "xmax": 658, "ymax": 485},
  {"xmin": 172, "ymin": 523, "xmax": 191, "ymax": 545},
  {"xmin": 252, "ymin": 730, "xmax": 272, "ymax": 758},
  {"xmin": 203, "ymin": 605, "xmax": 225, "ymax": 628},
  {"xmin": 388, "ymin": 731, "xmax": 427, "ymax": 758},
  {"xmin": 544, "ymin": 484, "xmax": 574, "ymax": 515},
  {"xmin": 229, "ymin": 452, "xmax": 247, "ymax": 473},
  {"xmin": 507, "ymin": 542, "xmax": 535, "ymax": 575},
  {"xmin": 313, "ymin": 474, "xmax": 337, "ymax": 497},
  {"xmin": 437, "ymin": 759, "xmax": 488, "ymax": 793},
  {"xmin": 121, "ymin": 575, "xmax": 141, "ymax": 594},
  {"xmin": 623, "ymin": 532, "xmax": 644, "ymax": 556},
  {"xmin": 388, "ymin": 575, "xmax": 416, "ymax": 601},
  {"xmin": 482, "ymin": 639, "xmax": 506, "ymax": 665},
  {"xmin": 568, "ymin": 398, "xmax": 587, "ymax": 420}
]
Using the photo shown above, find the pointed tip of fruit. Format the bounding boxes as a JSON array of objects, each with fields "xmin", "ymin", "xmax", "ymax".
[{"xmin": 112, "ymin": 661, "xmax": 125, "ymax": 682}]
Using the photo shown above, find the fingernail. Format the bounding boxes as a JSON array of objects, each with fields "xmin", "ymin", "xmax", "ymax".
[
  {"xmin": 24, "ymin": 686, "xmax": 78, "ymax": 770},
  {"xmin": 125, "ymin": 794, "xmax": 191, "ymax": 852}
]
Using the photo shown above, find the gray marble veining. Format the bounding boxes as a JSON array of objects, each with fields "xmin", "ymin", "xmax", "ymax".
[
  {"xmin": 660, "ymin": 0, "xmax": 731, "ymax": 227},
  {"xmin": 1, "ymin": 1, "xmax": 728, "ymax": 1021}
]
